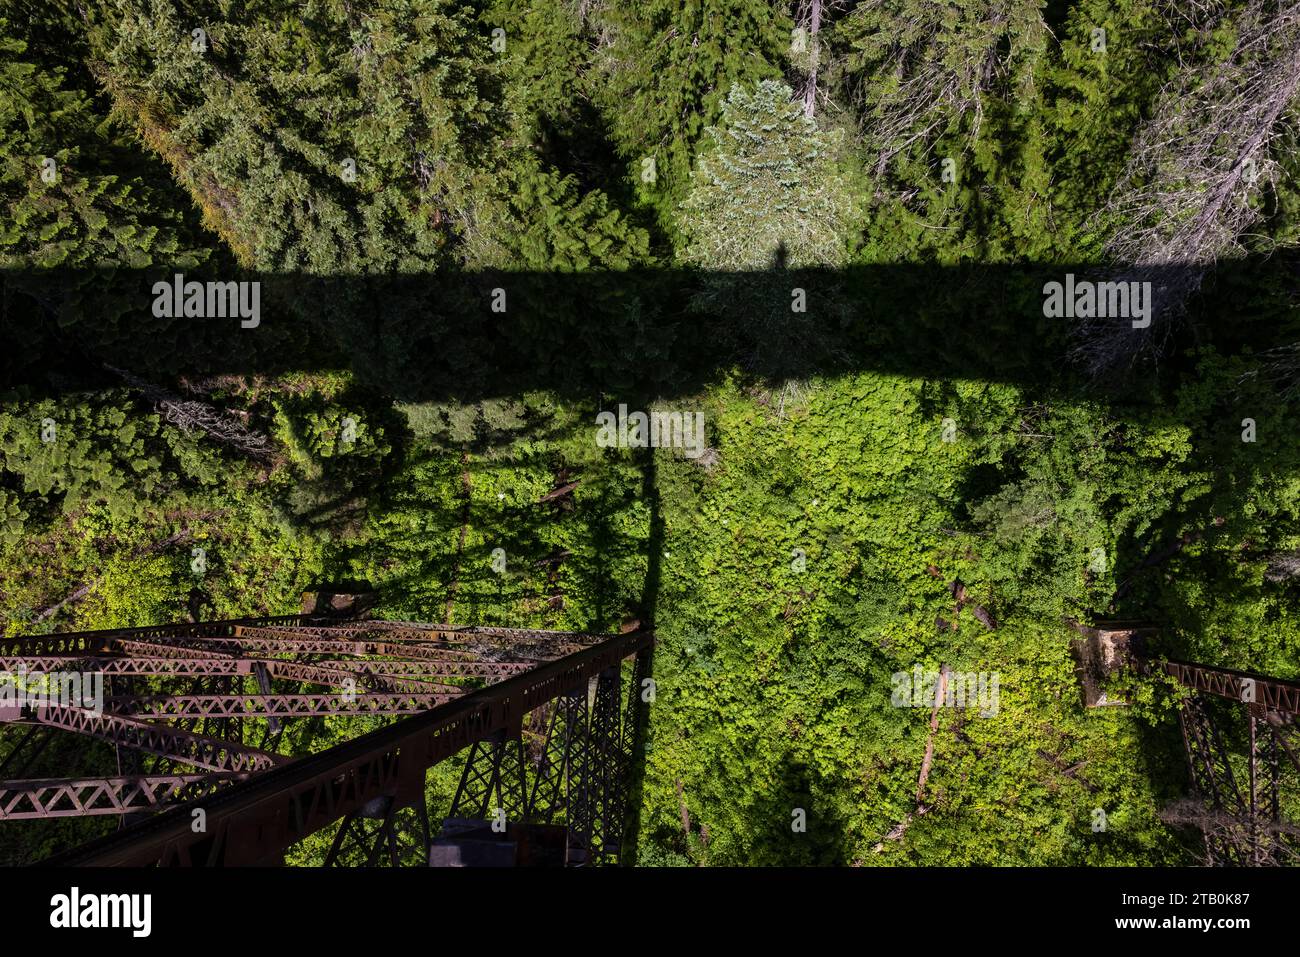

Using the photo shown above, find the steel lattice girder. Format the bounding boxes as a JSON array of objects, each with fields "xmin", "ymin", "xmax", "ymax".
[
  {"xmin": 0, "ymin": 615, "xmax": 652, "ymax": 861},
  {"xmin": 232, "ymin": 625, "xmax": 550, "ymax": 659},
  {"xmin": 1140, "ymin": 653, "xmax": 1300, "ymax": 866},
  {"xmin": 528, "ymin": 695, "xmax": 577, "ymax": 824},
  {"xmin": 1177, "ymin": 697, "xmax": 1247, "ymax": 865},
  {"xmin": 1179, "ymin": 697, "xmax": 1248, "ymax": 816},
  {"xmin": 589, "ymin": 666, "xmax": 625, "ymax": 860},
  {"xmin": 1158, "ymin": 659, "xmax": 1300, "ymax": 715},
  {"xmin": 319, "ymin": 659, "xmax": 531, "ymax": 678},
  {"xmin": 2, "ymin": 654, "xmax": 528, "ymax": 680},
  {"xmin": 229, "ymin": 623, "xmax": 603, "ymax": 647},
  {"xmin": 31, "ymin": 705, "xmax": 284, "ymax": 773},
  {"xmin": 0, "ymin": 656, "xmax": 471, "ymax": 690},
  {"xmin": 116, "ymin": 632, "xmax": 545, "ymax": 663},
  {"xmin": 3, "ymin": 631, "xmax": 541, "ymax": 663},
  {"xmin": 233, "ymin": 623, "xmax": 490, "ymax": 645},
  {"xmin": 3, "ymin": 618, "xmax": 608, "ymax": 653},
  {"xmin": 236, "ymin": 659, "xmax": 457, "ymax": 693},
  {"xmin": 1172, "ymin": 690, "xmax": 1300, "ymax": 865},
  {"xmin": 42, "ymin": 628, "xmax": 653, "ymax": 865},
  {"xmin": 348, "ymin": 623, "xmax": 612, "ymax": 649},
  {"xmin": 112, "ymin": 638, "xmax": 240, "ymax": 660},
  {"xmin": 0, "ymin": 615, "xmax": 320, "ymax": 657},
  {"xmin": 0, "ymin": 655, "xmax": 254, "ymax": 676},
  {"xmin": 105, "ymin": 692, "xmax": 461, "ymax": 719},
  {"xmin": 324, "ymin": 797, "xmax": 431, "ymax": 867},
  {"xmin": 442, "ymin": 673, "xmax": 640, "ymax": 865},
  {"xmin": 561, "ymin": 685, "xmax": 593, "ymax": 859},
  {"xmin": 0, "ymin": 773, "xmax": 248, "ymax": 819}
]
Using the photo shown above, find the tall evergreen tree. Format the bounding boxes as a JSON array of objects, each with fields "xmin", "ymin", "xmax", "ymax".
[
  {"xmin": 0, "ymin": 8, "xmax": 208, "ymax": 270},
  {"xmin": 86, "ymin": 0, "xmax": 505, "ymax": 272},
  {"xmin": 831, "ymin": 0, "xmax": 1049, "ymax": 260},
  {"xmin": 593, "ymin": 0, "xmax": 790, "ymax": 242},
  {"xmin": 479, "ymin": 162, "xmax": 650, "ymax": 271},
  {"xmin": 679, "ymin": 80, "xmax": 858, "ymax": 376},
  {"xmin": 680, "ymin": 79, "xmax": 855, "ymax": 270},
  {"xmin": 0, "ymin": 4, "xmax": 214, "ymax": 386}
]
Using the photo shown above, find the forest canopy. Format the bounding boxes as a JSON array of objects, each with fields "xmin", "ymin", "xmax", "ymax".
[{"xmin": 2, "ymin": 0, "xmax": 1300, "ymax": 866}]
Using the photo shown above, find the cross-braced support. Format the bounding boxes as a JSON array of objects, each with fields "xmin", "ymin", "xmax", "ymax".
[
  {"xmin": 439, "ymin": 654, "xmax": 651, "ymax": 866},
  {"xmin": 589, "ymin": 666, "xmax": 625, "ymax": 863},
  {"xmin": 449, "ymin": 729, "xmax": 529, "ymax": 823},
  {"xmin": 1178, "ymin": 695, "xmax": 1249, "ymax": 865},
  {"xmin": 444, "ymin": 684, "xmax": 596, "ymax": 863},
  {"xmin": 324, "ymin": 794, "xmax": 432, "ymax": 868},
  {"xmin": 528, "ymin": 684, "xmax": 589, "ymax": 831},
  {"xmin": 1159, "ymin": 659, "xmax": 1300, "ymax": 866}
]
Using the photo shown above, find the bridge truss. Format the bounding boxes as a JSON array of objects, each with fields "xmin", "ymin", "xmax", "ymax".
[
  {"xmin": 1149, "ymin": 658, "xmax": 1300, "ymax": 866},
  {"xmin": 0, "ymin": 613, "xmax": 653, "ymax": 866}
]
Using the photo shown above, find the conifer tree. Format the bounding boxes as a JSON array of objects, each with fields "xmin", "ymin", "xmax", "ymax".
[
  {"xmin": 831, "ymin": 0, "xmax": 1048, "ymax": 259},
  {"xmin": 593, "ymin": 0, "xmax": 790, "ymax": 241},
  {"xmin": 87, "ymin": 0, "xmax": 652, "ymax": 288},
  {"xmin": 480, "ymin": 0, "xmax": 589, "ymax": 144},
  {"xmin": 483, "ymin": 163, "xmax": 650, "ymax": 271},
  {"xmin": 0, "ymin": 393, "xmax": 167, "ymax": 527},
  {"xmin": 0, "ymin": 11, "xmax": 208, "ymax": 271},
  {"xmin": 680, "ymin": 80, "xmax": 855, "ymax": 270},
  {"xmin": 679, "ymin": 80, "xmax": 857, "ymax": 376},
  {"xmin": 0, "ymin": 5, "xmax": 213, "ymax": 385},
  {"xmin": 87, "ymin": 0, "xmax": 505, "ymax": 272}
]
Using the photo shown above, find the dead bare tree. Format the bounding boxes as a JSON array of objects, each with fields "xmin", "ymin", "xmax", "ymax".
[
  {"xmin": 795, "ymin": 0, "xmax": 824, "ymax": 119},
  {"xmin": 1239, "ymin": 338, "xmax": 1300, "ymax": 398},
  {"xmin": 1151, "ymin": 0, "xmax": 1232, "ymax": 45},
  {"xmin": 1265, "ymin": 549, "xmax": 1300, "ymax": 583},
  {"xmin": 874, "ymin": 664, "xmax": 949, "ymax": 853},
  {"xmin": 104, "ymin": 365, "xmax": 274, "ymax": 462},
  {"xmin": 1075, "ymin": 0, "xmax": 1300, "ymax": 379}
]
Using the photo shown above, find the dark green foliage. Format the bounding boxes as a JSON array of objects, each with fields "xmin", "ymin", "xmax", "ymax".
[
  {"xmin": 4, "ymin": 0, "xmax": 1300, "ymax": 869},
  {"xmin": 0, "ymin": 10, "xmax": 208, "ymax": 270},
  {"xmin": 85, "ymin": 0, "xmax": 503, "ymax": 270},
  {"xmin": 592, "ymin": 0, "xmax": 790, "ymax": 240}
]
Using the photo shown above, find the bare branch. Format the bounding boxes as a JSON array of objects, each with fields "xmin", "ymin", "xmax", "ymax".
[
  {"xmin": 1075, "ymin": 0, "xmax": 1300, "ymax": 379},
  {"xmin": 104, "ymin": 365, "xmax": 274, "ymax": 462}
]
